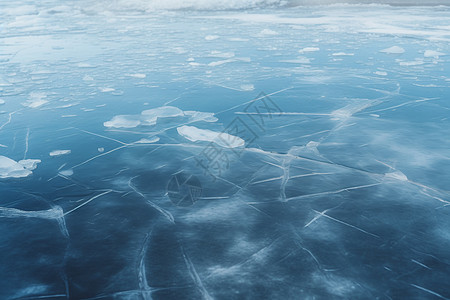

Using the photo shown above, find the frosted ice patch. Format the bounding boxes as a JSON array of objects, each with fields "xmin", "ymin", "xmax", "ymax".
[
  {"xmin": 126, "ymin": 73, "xmax": 146, "ymax": 78},
  {"xmin": 104, "ymin": 115, "xmax": 141, "ymax": 128},
  {"xmin": 259, "ymin": 29, "xmax": 278, "ymax": 35},
  {"xmin": 240, "ymin": 84, "xmax": 255, "ymax": 91},
  {"xmin": 135, "ymin": 137, "xmax": 160, "ymax": 144},
  {"xmin": 398, "ymin": 60, "xmax": 424, "ymax": 66},
  {"xmin": 0, "ymin": 99, "xmax": 4, "ymax": 105},
  {"xmin": 184, "ymin": 111, "xmax": 218, "ymax": 123},
  {"xmin": 385, "ymin": 171, "xmax": 408, "ymax": 181},
  {"xmin": 208, "ymin": 59, "xmax": 236, "ymax": 67},
  {"xmin": 59, "ymin": 169, "xmax": 73, "ymax": 176},
  {"xmin": 0, "ymin": 156, "xmax": 33, "ymax": 178},
  {"xmin": 331, "ymin": 102, "xmax": 375, "ymax": 120},
  {"xmin": 205, "ymin": 35, "xmax": 219, "ymax": 40},
  {"xmin": 82, "ymin": 75, "xmax": 93, "ymax": 81},
  {"xmin": 177, "ymin": 125, "xmax": 244, "ymax": 148},
  {"xmin": 208, "ymin": 51, "xmax": 235, "ymax": 58},
  {"xmin": 22, "ymin": 92, "xmax": 48, "ymax": 108},
  {"xmin": 97, "ymin": 147, "xmax": 105, "ymax": 153},
  {"xmin": 299, "ymin": 47, "xmax": 320, "ymax": 53},
  {"xmin": 49, "ymin": 150, "xmax": 71, "ymax": 157},
  {"xmin": 374, "ymin": 71, "xmax": 388, "ymax": 76},
  {"xmin": 380, "ymin": 46, "xmax": 405, "ymax": 54},
  {"xmin": 280, "ymin": 57, "xmax": 311, "ymax": 64},
  {"xmin": 99, "ymin": 87, "xmax": 115, "ymax": 93},
  {"xmin": 424, "ymin": 50, "xmax": 446, "ymax": 58},
  {"xmin": 18, "ymin": 159, "xmax": 41, "ymax": 171},
  {"xmin": 332, "ymin": 52, "xmax": 354, "ymax": 56},
  {"xmin": 141, "ymin": 106, "xmax": 184, "ymax": 125},
  {"xmin": 104, "ymin": 106, "xmax": 217, "ymax": 128}
]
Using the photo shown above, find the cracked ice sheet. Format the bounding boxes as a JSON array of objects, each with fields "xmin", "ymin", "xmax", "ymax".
[{"xmin": 0, "ymin": 1, "xmax": 450, "ymax": 300}]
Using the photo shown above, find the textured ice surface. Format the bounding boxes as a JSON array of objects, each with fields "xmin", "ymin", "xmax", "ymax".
[{"xmin": 1, "ymin": 1, "xmax": 450, "ymax": 299}]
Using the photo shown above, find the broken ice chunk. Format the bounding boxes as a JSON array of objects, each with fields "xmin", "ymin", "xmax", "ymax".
[
  {"xmin": 141, "ymin": 106, "xmax": 184, "ymax": 125},
  {"xmin": 22, "ymin": 92, "xmax": 48, "ymax": 108},
  {"xmin": 59, "ymin": 169, "xmax": 73, "ymax": 176},
  {"xmin": 18, "ymin": 159, "xmax": 41, "ymax": 170},
  {"xmin": 299, "ymin": 47, "xmax": 320, "ymax": 53},
  {"xmin": 205, "ymin": 35, "xmax": 219, "ymax": 40},
  {"xmin": 104, "ymin": 115, "xmax": 141, "ymax": 128},
  {"xmin": 0, "ymin": 156, "xmax": 33, "ymax": 178},
  {"xmin": 184, "ymin": 111, "xmax": 218, "ymax": 123},
  {"xmin": 380, "ymin": 46, "xmax": 405, "ymax": 54},
  {"xmin": 385, "ymin": 171, "xmax": 408, "ymax": 181},
  {"xmin": 424, "ymin": 50, "xmax": 446, "ymax": 58},
  {"xmin": 135, "ymin": 137, "xmax": 160, "ymax": 144},
  {"xmin": 49, "ymin": 150, "xmax": 71, "ymax": 157},
  {"xmin": 0, "ymin": 99, "xmax": 4, "ymax": 105},
  {"xmin": 177, "ymin": 125, "xmax": 244, "ymax": 148}
]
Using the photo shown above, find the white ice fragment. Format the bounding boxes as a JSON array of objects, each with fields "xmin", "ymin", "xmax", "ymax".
[
  {"xmin": 0, "ymin": 99, "xmax": 4, "ymax": 105},
  {"xmin": 99, "ymin": 87, "xmax": 115, "ymax": 93},
  {"xmin": 77, "ymin": 63, "xmax": 93, "ymax": 68},
  {"xmin": 141, "ymin": 106, "xmax": 184, "ymax": 125},
  {"xmin": 177, "ymin": 125, "xmax": 244, "ymax": 148},
  {"xmin": 0, "ymin": 156, "xmax": 33, "ymax": 178},
  {"xmin": 208, "ymin": 51, "xmax": 235, "ymax": 58},
  {"xmin": 18, "ymin": 159, "xmax": 41, "ymax": 170},
  {"xmin": 385, "ymin": 171, "xmax": 408, "ymax": 181},
  {"xmin": 259, "ymin": 29, "xmax": 279, "ymax": 36},
  {"xmin": 49, "ymin": 150, "xmax": 71, "ymax": 157},
  {"xmin": 59, "ymin": 169, "xmax": 73, "ymax": 176},
  {"xmin": 424, "ymin": 50, "xmax": 446, "ymax": 58},
  {"xmin": 208, "ymin": 59, "xmax": 235, "ymax": 67},
  {"xmin": 331, "ymin": 102, "xmax": 375, "ymax": 120},
  {"xmin": 184, "ymin": 111, "xmax": 218, "ymax": 123},
  {"xmin": 98, "ymin": 147, "xmax": 105, "ymax": 153},
  {"xmin": 126, "ymin": 73, "xmax": 146, "ymax": 78},
  {"xmin": 332, "ymin": 52, "xmax": 354, "ymax": 56},
  {"xmin": 240, "ymin": 84, "xmax": 255, "ymax": 91},
  {"xmin": 380, "ymin": 46, "xmax": 405, "ymax": 54},
  {"xmin": 22, "ymin": 92, "xmax": 48, "ymax": 108},
  {"xmin": 135, "ymin": 137, "xmax": 160, "ymax": 144},
  {"xmin": 399, "ymin": 60, "xmax": 424, "ymax": 66},
  {"xmin": 280, "ymin": 57, "xmax": 311, "ymax": 64},
  {"xmin": 205, "ymin": 35, "xmax": 219, "ymax": 41},
  {"xmin": 374, "ymin": 71, "xmax": 388, "ymax": 76},
  {"xmin": 104, "ymin": 115, "xmax": 141, "ymax": 128},
  {"xmin": 299, "ymin": 47, "xmax": 320, "ymax": 53}
]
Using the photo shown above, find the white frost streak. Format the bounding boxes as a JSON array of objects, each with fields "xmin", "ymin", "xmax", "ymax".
[{"xmin": 182, "ymin": 247, "xmax": 213, "ymax": 300}]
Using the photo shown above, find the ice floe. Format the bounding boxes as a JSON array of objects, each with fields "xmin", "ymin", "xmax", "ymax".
[
  {"xmin": 380, "ymin": 46, "xmax": 405, "ymax": 54},
  {"xmin": 22, "ymin": 92, "xmax": 48, "ymax": 108},
  {"xmin": 104, "ymin": 106, "xmax": 217, "ymax": 129},
  {"xmin": 0, "ymin": 156, "xmax": 40, "ymax": 178},
  {"xmin": 177, "ymin": 125, "xmax": 244, "ymax": 148},
  {"xmin": 49, "ymin": 150, "xmax": 71, "ymax": 157},
  {"xmin": 424, "ymin": 50, "xmax": 446, "ymax": 58}
]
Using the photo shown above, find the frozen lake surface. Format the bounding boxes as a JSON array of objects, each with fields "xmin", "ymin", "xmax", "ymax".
[{"xmin": 1, "ymin": 1, "xmax": 450, "ymax": 299}]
